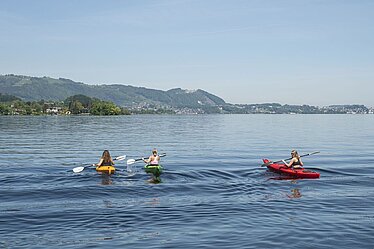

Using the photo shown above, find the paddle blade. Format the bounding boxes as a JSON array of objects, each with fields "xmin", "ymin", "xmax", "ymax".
[
  {"xmin": 115, "ymin": 155, "xmax": 126, "ymax": 161},
  {"xmin": 261, "ymin": 159, "xmax": 272, "ymax": 167},
  {"xmin": 127, "ymin": 159, "xmax": 136, "ymax": 165},
  {"xmin": 261, "ymin": 151, "xmax": 320, "ymax": 167},
  {"xmin": 73, "ymin": 166, "xmax": 85, "ymax": 173}
]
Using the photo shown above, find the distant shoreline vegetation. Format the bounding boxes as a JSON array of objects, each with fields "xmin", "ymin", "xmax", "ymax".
[
  {"xmin": 0, "ymin": 93, "xmax": 130, "ymax": 116},
  {"xmin": 0, "ymin": 93, "xmax": 373, "ymax": 115}
]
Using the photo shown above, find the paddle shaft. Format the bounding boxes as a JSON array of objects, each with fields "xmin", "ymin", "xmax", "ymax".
[
  {"xmin": 73, "ymin": 154, "xmax": 126, "ymax": 173},
  {"xmin": 262, "ymin": 151, "xmax": 320, "ymax": 167},
  {"xmin": 127, "ymin": 153, "xmax": 166, "ymax": 165},
  {"xmin": 92, "ymin": 155, "xmax": 126, "ymax": 167}
]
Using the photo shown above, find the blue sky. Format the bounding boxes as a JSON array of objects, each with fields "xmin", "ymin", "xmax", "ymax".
[{"xmin": 1, "ymin": 0, "xmax": 373, "ymax": 106}]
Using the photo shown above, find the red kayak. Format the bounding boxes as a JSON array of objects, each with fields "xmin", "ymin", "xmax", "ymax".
[{"xmin": 262, "ymin": 159, "xmax": 320, "ymax": 179}]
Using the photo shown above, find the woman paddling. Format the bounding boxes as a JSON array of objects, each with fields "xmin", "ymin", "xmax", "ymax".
[
  {"xmin": 282, "ymin": 150, "xmax": 303, "ymax": 169},
  {"xmin": 142, "ymin": 148, "xmax": 160, "ymax": 165},
  {"xmin": 94, "ymin": 150, "xmax": 115, "ymax": 167},
  {"xmin": 143, "ymin": 148, "xmax": 162, "ymax": 183}
]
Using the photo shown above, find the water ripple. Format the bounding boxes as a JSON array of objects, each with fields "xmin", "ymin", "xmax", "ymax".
[{"xmin": 1, "ymin": 115, "xmax": 374, "ymax": 248}]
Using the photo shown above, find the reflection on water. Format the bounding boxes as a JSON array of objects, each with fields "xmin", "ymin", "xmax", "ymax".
[
  {"xmin": 147, "ymin": 175, "xmax": 162, "ymax": 184},
  {"xmin": 101, "ymin": 173, "xmax": 113, "ymax": 185},
  {"xmin": 288, "ymin": 188, "xmax": 302, "ymax": 199},
  {"xmin": 145, "ymin": 198, "xmax": 160, "ymax": 207},
  {"xmin": 103, "ymin": 200, "xmax": 114, "ymax": 208}
]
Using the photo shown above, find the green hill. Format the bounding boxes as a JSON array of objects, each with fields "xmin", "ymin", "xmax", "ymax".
[{"xmin": 0, "ymin": 75, "xmax": 226, "ymax": 110}]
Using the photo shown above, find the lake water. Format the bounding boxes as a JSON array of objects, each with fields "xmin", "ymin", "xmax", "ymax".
[{"xmin": 0, "ymin": 115, "xmax": 373, "ymax": 248}]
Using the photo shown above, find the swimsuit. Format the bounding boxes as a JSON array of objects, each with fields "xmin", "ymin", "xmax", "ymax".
[
  {"xmin": 100, "ymin": 160, "xmax": 113, "ymax": 166},
  {"xmin": 292, "ymin": 160, "xmax": 302, "ymax": 168},
  {"xmin": 150, "ymin": 156, "xmax": 159, "ymax": 165}
]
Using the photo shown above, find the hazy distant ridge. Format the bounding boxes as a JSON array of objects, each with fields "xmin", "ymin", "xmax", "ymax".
[{"xmin": 0, "ymin": 75, "xmax": 226, "ymax": 109}]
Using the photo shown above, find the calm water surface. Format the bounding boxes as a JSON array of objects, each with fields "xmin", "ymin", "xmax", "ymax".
[{"xmin": 0, "ymin": 115, "xmax": 373, "ymax": 248}]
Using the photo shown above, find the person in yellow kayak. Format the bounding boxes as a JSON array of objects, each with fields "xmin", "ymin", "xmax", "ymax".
[
  {"xmin": 142, "ymin": 148, "xmax": 160, "ymax": 165},
  {"xmin": 282, "ymin": 150, "xmax": 303, "ymax": 169},
  {"xmin": 94, "ymin": 150, "xmax": 115, "ymax": 167}
]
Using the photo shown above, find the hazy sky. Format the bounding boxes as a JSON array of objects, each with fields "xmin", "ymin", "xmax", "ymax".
[{"xmin": 1, "ymin": 0, "xmax": 373, "ymax": 106}]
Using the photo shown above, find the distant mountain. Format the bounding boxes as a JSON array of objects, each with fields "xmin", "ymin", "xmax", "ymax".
[{"xmin": 0, "ymin": 75, "xmax": 226, "ymax": 109}]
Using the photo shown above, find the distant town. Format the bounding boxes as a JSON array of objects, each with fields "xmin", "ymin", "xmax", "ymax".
[{"xmin": 223, "ymin": 103, "xmax": 374, "ymax": 115}]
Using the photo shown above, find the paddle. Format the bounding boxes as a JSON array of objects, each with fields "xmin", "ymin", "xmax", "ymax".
[
  {"xmin": 72, "ymin": 155, "xmax": 126, "ymax": 173},
  {"xmin": 126, "ymin": 153, "xmax": 166, "ymax": 165},
  {"xmin": 261, "ymin": 151, "xmax": 320, "ymax": 167}
]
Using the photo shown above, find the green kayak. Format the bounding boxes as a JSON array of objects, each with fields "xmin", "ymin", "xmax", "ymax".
[{"xmin": 144, "ymin": 164, "xmax": 163, "ymax": 177}]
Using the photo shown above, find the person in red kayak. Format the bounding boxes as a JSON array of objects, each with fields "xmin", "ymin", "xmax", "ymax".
[
  {"xmin": 94, "ymin": 150, "xmax": 115, "ymax": 167},
  {"xmin": 142, "ymin": 148, "xmax": 160, "ymax": 165},
  {"xmin": 282, "ymin": 150, "xmax": 303, "ymax": 169}
]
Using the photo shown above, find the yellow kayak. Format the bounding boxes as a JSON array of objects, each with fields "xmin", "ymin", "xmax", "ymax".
[{"xmin": 96, "ymin": 165, "xmax": 116, "ymax": 174}]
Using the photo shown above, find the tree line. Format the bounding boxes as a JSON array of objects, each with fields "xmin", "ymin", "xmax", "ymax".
[{"xmin": 0, "ymin": 93, "xmax": 131, "ymax": 115}]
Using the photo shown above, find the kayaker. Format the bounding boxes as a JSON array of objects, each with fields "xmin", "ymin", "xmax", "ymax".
[
  {"xmin": 282, "ymin": 150, "xmax": 303, "ymax": 169},
  {"xmin": 94, "ymin": 150, "xmax": 115, "ymax": 167},
  {"xmin": 142, "ymin": 148, "xmax": 162, "ymax": 183},
  {"xmin": 142, "ymin": 148, "xmax": 160, "ymax": 165}
]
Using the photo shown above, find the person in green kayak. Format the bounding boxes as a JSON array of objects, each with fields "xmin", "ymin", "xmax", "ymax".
[
  {"xmin": 143, "ymin": 148, "xmax": 162, "ymax": 183},
  {"xmin": 142, "ymin": 148, "xmax": 160, "ymax": 165},
  {"xmin": 94, "ymin": 150, "xmax": 115, "ymax": 167},
  {"xmin": 282, "ymin": 150, "xmax": 303, "ymax": 169}
]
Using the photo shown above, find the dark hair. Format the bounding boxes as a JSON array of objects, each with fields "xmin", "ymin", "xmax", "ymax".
[{"xmin": 101, "ymin": 150, "xmax": 111, "ymax": 163}]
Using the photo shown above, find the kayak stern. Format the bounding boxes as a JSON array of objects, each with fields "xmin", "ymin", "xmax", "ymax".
[{"xmin": 96, "ymin": 165, "xmax": 116, "ymax": 174}]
